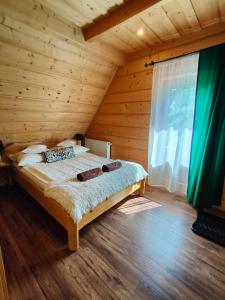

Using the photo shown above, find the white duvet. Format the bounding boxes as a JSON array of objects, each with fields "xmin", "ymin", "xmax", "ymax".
[{"xmin": 23, "ymin": 153, "xmax": 148, "ymax": 222}]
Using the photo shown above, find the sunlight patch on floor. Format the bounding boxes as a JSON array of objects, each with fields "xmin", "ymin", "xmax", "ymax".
[{"xmin": 118, "ymin": 197, "xmax": 162, "ymax": 214}]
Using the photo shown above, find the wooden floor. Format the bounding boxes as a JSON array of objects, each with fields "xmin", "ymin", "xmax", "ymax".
[{"xmin": 0, "ymin": 185, "xmax": 225, "ymax": 300}]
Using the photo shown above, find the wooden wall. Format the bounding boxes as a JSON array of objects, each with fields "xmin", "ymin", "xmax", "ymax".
[
  {"xmin": 87, "ymin": 32, "xmax": 225, "ymax": 170},
  {"xmin": 0, "ymin": 0, "xmax": 124, "ymax": 145},
  {"xmin": 87, "ymin": 60, "xmax": 152, "ymax": 169}
]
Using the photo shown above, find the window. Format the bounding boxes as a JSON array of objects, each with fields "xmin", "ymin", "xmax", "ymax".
[{"xmin": 148, "ymin": 53, "xmax": 199, "ymax": 194}]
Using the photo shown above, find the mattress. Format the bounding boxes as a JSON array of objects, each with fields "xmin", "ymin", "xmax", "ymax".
[
  {"xmin": 14, "ymin": 152, "xmax": 112, "ymax": 190},
  {"xmin": 13, "ymin": 152, "xmax": 148, "ymax": 222}
]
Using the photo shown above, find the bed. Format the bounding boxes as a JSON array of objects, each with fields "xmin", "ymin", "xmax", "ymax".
[{"xmin": 9, "ymin": 149, "xmax": 147, "ymax": 251}]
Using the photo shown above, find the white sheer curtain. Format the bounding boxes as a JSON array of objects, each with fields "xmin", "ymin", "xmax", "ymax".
[{"xmin": 148, "ymin": 53, "xmax": 199, "ymax": 194}]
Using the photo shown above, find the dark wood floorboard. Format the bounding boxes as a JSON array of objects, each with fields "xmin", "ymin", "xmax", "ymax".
[{"xmin": 0, "ymin": 184, "xmax": 225, "ymax": 300}]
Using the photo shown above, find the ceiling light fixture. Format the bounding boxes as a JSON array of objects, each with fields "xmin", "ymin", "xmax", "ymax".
[{"xmin": 137, "ymin": 28, "xmax": 144, "ymax": 36}]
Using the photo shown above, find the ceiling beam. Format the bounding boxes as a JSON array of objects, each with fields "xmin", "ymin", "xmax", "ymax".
[
  {"xmin": 127, "ymin": 22, "xmax": 225, "ymax": 61},
  {"xmin": 82, "ymin": 0, "xmax": 161, "ymax": 41}
]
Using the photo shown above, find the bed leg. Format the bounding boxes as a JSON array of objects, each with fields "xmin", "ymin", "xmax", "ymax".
[
  {"xmin": 139, "ymin": 179, "xmax": 146, "ymax": 196},
  {"xmin": 68, "ymin": 224, "xmax": 79, "ymax": 251}
]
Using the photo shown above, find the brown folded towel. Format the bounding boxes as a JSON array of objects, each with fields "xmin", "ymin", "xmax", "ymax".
[
  {"xmin": 102, "ymin": 161, "xmax": 122, "ymax": 172},
  {"xmin": 77, "ymin": 168, "xmax": 103, "ymax": 181}
]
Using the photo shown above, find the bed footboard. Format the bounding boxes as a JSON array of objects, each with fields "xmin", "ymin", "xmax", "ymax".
[
  {"xmin": 139, "ymin": 178, "xmax": 146, "ymax": 196},
  {"xmin": 12, "ymin": 164, "xmax": 146, "ymax": 251},
  {"xmin": 68, "ymin": 224, "xmax": 79, "ymax": 251}
]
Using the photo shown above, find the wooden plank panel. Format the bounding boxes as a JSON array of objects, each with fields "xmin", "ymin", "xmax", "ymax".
[
  {"xmin": 0, "ymin": 41, "xmax": 112, "ymax": 89},
  {"xmin": 99, "ymin": 32, "xmax": 135, "ymax": 54},
  {"xmin": 109, "ymin": 26, "xmax": 146, "ymax": 52},
  {"xmin": 0, "ymin": 81, "xmax": 103, "ymax": 106},
  {"xmin": 140, "ymin": 6, "xmax": 180, "ymax": 42},
  {"xmin": 191, "ymin": 0, "xmax": 220, "ymax": 27},
  {"xmin": 147, "ymin": 32, "xmax": 225, "ymax": 65},
  {"xmin": 86, "ymin": 133, "xmax": 148, "ymax": 151},
  {"xmin": 0, "ymin": 96, "xmax": 98, "ymax": 114},
  {"xmin": 162, "ymin": 0, "xmax": 201, "ymax": 34},
  {"xmin": 125, "ymin": 18, "xmax": 162, "ymax": 46},
  {"xmin": 93, "ymin": 114, "xmax": 149, "ymax": 128},
  {"xmin": 0, "ymin": 64, "xmax": 104, "ymax": 93},
  {"xmin": 0, "ymin": 122, "xmax": 88, "ymax": 134},
  {"xmin": 217, "ymin": 0, "xmax": 225, "ymax": 22},
  {"xmin": 0, "ymin": 4, "xmax": 124, "ymax": 66},
  {"xmin": 88, "ymin": 39, "xmax": 152, "ymax": 168},
  {"xmin": 1, "ymin": 130, "xmax": 87, "ymax": 144},
  {"xmin": 103, "ymin": 90, "xmax": 151, "ymax": 103},
  {"xmin": 111, "ymin": 146, "xmax": 148, "ymax": 167},
  {"xmin": 88, "ymin": 124, "xmax": 149, "ymax": 140},
  {"xmin": 117, "ymin": 58, "xmax": 153, "ymax": 76},
  {"xmin": 0, "ymin": 22, "xmax": 115, "ymax": 76},
  {"xmin": 36, "ymin": 0, "xmax": 90, "ymax": 26},
  {"xmin": 162, "ymin": 0, "xmax": 200, "ymax": 34},
  {"xmin": 127, "ymin": 23, "xmax": 225, "ymax": 61},
  {"xmin": 98, "ymin": 102, "xmax": 151, "ymax": 114},
  {"xmin": 0, "ymin": 111, "xmax": 93, "ymax": 123},
  {"xmin": 0, "ymin": 0, "xmax": 81, "ymax": 42},
  {"xmin": 108, "ymin": 70, "xmax": 152, "ymax": 94}
]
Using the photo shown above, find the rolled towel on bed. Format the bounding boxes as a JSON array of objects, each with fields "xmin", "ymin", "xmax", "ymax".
[
  {"xmin": 77, "ymin": 168, "xmax": 103, "ymax": 181},
  {"xmin": 102, "ymin": 161, "xmax": 122, "ymax": 172}
]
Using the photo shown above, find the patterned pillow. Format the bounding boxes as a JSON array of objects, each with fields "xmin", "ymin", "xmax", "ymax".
[{"xmin": 43, "ymin": 146, "xmax": 75, "ymax": 163}]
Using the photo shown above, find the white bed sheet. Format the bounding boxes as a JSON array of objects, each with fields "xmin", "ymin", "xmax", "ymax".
[
  {"xmin": 14, "ymin": 153, "xmax": 148, "ymax": 222},
  {"xmin": 17, "ymin": 152, "xmax": 112, "ymax": 190}
]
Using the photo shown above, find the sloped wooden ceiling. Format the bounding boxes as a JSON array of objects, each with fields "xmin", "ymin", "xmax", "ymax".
[
  {"xmin": 89, "ymin": 0, "xmax": 225, "ymax": 56},
  {"xmin": 40, "ymin": 0, "xmax": 225, "ymax": 55}
]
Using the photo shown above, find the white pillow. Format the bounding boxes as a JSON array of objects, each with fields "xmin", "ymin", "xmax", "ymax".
[
  {"xmin": 73, "ymin": 145, "xmax": 89, "ymax": 155},
  {"xmin": 57, "ymin": 139, "xmax": 77, "ymax": 148},
  {"xmin": 22, "ymin": 144, "xmax": 47, "ymax": 154},
  {"xmin": 17, "ymin": 153, "xmax": 43, "ymax": 167}
]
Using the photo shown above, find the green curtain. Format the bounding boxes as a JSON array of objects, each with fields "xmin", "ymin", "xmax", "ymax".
[{"xmin": 187, "ymin": 44, "xmax": 225, "ymax": 209}]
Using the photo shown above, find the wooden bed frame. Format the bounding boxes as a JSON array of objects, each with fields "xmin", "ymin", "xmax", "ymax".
[{"xmin": 11, "ymin": 164, "xmax": 146, "ymax": 251}]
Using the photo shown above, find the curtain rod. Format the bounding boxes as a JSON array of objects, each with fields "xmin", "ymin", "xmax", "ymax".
[{"xmin": 144, "ymin": 50, "xmax": 198, "ymax": 68}]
